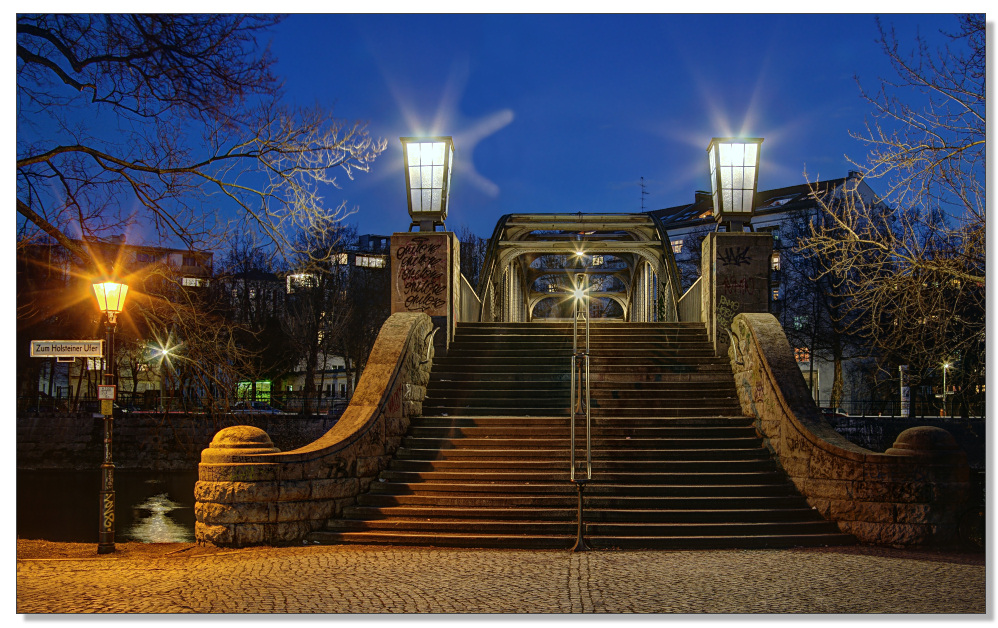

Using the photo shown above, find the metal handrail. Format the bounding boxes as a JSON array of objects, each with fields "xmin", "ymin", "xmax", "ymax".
[{"xmin": 570, "ymin": 272, "xmax": 592, "ymax": 482}]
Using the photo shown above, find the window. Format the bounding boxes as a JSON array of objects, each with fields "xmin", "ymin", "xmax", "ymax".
[
  {"xmin": 591, "ymin": 254, "xmax": 604, "ymax": 266},
  {"xmin": 771, "ymin": 252, "xmax": 781, "ymax": 271},
  {"xmin": 772, "ymin": 288, "xmax": 780, "ymax": 301},
  {"xmin": 249, "ymin": 288, "xmax": 257, "ymax": 299},
  {"xmin": 182, "ymin": 277, "xmax": 207, "ymax": 287},
  {"xmin": 793, "ymin": 315, "xmax": 807, "ymax": 330},
  {"xmin": 547, "ymin": 284, "xmax": 557, "ymax": 293},
  {"xmin": 794, "ymin": 347, "xmax": 810, "ymax": 363},
  {"xmin": 356, "ymin": 255, "xmax": 386, "ymax": 268},
  {"xmin": 671, "ymin": 239, "xmax": 683, "ymax": 254},
  {"xmin": 287, "ymin": 273, "xmax": 318, "ymax": 293},
  {"xmin": 182, "ymin": 255, "xmax": 198, "ymax": 267}
]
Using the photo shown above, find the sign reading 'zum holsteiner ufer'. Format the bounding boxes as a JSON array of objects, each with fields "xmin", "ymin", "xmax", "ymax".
[{"xmin": 30, "ymin": 340, "xmax": 104, "ymax": 358}]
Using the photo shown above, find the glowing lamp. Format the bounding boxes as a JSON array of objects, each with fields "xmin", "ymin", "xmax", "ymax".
[
  {"xmin": 707, "ymin": 137, "xmax": 763, "ymax": 231},
  {"xmin": 401, "ymin": 136, "xmax": 454, "ymax": 231},
  {"xmin": 92, "ymin": 280, "xmax": 129, "ymax": 323}
]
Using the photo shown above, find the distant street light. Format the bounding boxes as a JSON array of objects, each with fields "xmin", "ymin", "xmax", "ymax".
[
  {"xmin": 707, "ymin": 137, "xmax": 763, "ymax": 232},
  {"xmin": 401, "ymin": 136, "xmax": 454, "ymax": 232},
  {"xmin": 92, "ymin": 278, "xmax": 129, "ymax": 554}
]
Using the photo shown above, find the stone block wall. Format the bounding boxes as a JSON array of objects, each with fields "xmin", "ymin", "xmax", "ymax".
[
  {"xmin": 729, "ymin": 313, "xmax": 972, "ymax": 547},
  {"xmin": 194, "ymin": 312, "xmax": 435, "ymax": 547}
]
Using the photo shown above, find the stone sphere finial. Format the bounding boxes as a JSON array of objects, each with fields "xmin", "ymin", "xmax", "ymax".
[{"xmin": 201, "ymin": 425, "xmax": 279, "ymax": 463}]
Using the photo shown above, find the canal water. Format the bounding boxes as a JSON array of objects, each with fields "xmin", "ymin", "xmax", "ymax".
[{"xmin": 17, "ymin": 470, "xmax": 198, "ymax": 543}]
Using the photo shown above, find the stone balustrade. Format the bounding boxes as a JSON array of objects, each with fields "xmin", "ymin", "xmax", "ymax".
[
  {"xmin": 728, "ymin": 312, "xmax": 971, "ymax": 547},
  {"xmin": 194, "ymin": 312, "xmax": 435, "ymax": 547}
]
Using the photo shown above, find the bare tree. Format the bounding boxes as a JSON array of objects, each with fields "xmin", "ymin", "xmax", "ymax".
[
  {"xmin": 17, "ymin": 14, "xmax": 386, "ymax": 267},
  {"xmin": 804, "ymin": 14, "xmax": 985, "ymax": 416}
]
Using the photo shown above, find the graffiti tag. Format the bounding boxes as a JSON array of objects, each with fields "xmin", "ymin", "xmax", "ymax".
[{"xmin": 718, "ymin": 246, "xmax": 752, "ymax": 266}]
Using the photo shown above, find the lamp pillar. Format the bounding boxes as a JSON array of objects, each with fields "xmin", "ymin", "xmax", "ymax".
[
  {"xmin": 700, "ymin": 232, "xmax": 772, "ymax": 358},
  {"xmin": 97, "ymin": 312, "xmax": 116, "ymax": 554}
]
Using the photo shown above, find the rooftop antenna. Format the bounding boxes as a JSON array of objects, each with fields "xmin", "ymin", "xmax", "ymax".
[{"xmin": 640, "ymin": 177, "xmax": 649, "ymax": 210}]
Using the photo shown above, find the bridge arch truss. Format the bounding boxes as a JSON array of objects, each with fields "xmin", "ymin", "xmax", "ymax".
[{"xmin": 476, "ymin": 213, "xmax": 684, "ymax": 323}]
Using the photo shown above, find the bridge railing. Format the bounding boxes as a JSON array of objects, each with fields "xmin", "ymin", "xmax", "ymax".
[
  {"xmin": 677, "ymin": 276, "xmax": 702, "ymax": 323},
  {"xmin": 458, "ymin": 273, "xmax": 481, "ymax": 323}
]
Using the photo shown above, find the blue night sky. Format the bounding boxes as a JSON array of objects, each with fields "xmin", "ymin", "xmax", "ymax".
[{"xmin": 266, "ymin": 13, "xmax": 958, "ymax": 239}]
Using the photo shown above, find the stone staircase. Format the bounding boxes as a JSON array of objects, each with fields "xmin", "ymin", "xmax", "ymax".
[{"xmin": 306, "ymin": 321, "xmax": 854, "ymax": 549}]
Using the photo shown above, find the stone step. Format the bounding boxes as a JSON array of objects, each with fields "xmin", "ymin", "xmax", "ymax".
[
  {"xmin": 319, "ymin": 517, "xmax": 841, "ymax": 538},
  {"xmin": 356, "ymin": 493, "xmax": 811, "ymax": 509},
  {"xmin": 388, "ymin": 458, "xmax": 779, "ymax": 472},
  {"xmin": 409, "ymin": 416, "xmax": 754, "ymax": 428},
  {"xmin": 419, "ymin": 406, "xmax": 746, "ymax": 418},
  {"xmin": 379, "ymin": 470, "xmax": 790, "ymax": 483},
  {"xmin": 343, "ymin": 504, "xmax": 825, "ymax": 524},
  {"xmin": 367, "ymin": 481, "xmax": 802, "ymax": 497},
  {"xmin": 402, "ymin": 432, "xmax": 762, "ymax": 446},
  {"xmin": 306, "ymin": 529, "xmax": 854, "ymax": 550},
  {"xmin": 394, "ymin": 447, "xmax": 772, "ymax": 462}
]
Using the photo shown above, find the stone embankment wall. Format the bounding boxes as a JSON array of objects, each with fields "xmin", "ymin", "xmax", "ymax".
[
  {"xmin": 194, "ymin": 312, "xmax": 434, "ymax": 547},
  {"xmin": 729, "ymin": 313, "xmax": 972, "ymax": 547},
  {"xmin": 17, "ymin": 413, "xmax": 341, "ymax": 471}
]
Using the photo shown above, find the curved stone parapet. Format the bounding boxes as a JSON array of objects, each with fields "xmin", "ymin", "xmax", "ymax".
[
  {"xmin": 728, "ymin": 312, "xmax": 971, "ymax": 547},
  {"xmin": 195, "ymin": 312, "xmax": 435, "ymax": 547}
]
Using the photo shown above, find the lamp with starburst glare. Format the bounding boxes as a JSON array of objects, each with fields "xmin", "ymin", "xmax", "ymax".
[
  {"xmin": 707, "ymin": 137, "xmax": 763, "ymax": 232},
  {"xmin": 401, "ymin": 136, "xmax": 454, "ymax": 231}
]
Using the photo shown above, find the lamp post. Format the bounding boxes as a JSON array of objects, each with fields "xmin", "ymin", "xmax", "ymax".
[
  {"xmin": 401, "ymin": 136, "xmax": 454, "ymax": 232},
  {"xmin": 707, "ymin": 137, "xmax": 763, "ymax": 232},
  {"xmin": 92, "ymin": 278, "xmax": 129, "ymax": 554}
]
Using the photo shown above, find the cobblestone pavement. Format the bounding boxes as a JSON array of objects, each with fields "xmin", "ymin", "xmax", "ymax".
[{"xmin": 16, "ymin": 543, "xmax": 986, "ymax": 614}]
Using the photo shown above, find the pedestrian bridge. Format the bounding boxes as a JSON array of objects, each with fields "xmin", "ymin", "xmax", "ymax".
[
  {"xmin": 194, "ymin": 213, "xmax": 973, "ymax": 551},
  {"xmin": 473, "ymin": 213, "xmax": 684, "ymax": 324}
]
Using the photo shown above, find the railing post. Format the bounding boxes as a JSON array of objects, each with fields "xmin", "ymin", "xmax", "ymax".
[{"xmin": 570, "ymin": 272, "xmax": 591, "ymax": 551}]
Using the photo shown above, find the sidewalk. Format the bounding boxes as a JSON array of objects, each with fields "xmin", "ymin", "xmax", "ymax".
[{"xmin": 15, "ymin": 541, "xmax": 986, "ymax": 614}]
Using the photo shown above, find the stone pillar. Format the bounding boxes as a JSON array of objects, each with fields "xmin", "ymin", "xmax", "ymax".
[
  {"xmin": 702, "ymin": 232, "xmax": 772, "ymax": 357},
  {"xmin": 391, "ymin": 231, "xmax": 460, "ymax": 356}
]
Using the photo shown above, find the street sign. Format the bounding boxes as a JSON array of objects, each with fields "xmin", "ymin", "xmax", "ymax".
[
  {"xmin": 30, "ymin": 340, "xmax": 103, "ymax": 358},
  {"xmin": 97, "ymin": 385, "xmax": 117, "ymax": 401}
]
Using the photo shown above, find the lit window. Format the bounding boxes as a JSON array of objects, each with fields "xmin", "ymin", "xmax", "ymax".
[
  {"xmin": 334, "ymin": 253, "xmax": 349, "ymax": 265},
  {"xmin": 795, "ymin": 347, "xmax": 810, "ymax": 363},
  {"xmin": 356, "ymin": 255, "xmax": 386, "ymax": 268},
  {"xmin": 793, "ymin": 315, "xmax": 807, "ymax": 330},
  {"xmin": 671, "ymin": 240, "xmax": 683, "ymax": 254},
  {"xmin": 772, "ymin": 288, "xmax": 780, "ymax": 301},
  {"xmin": 592, "ymin": 255, "xmax": 604, "ymax": 266},
  {"xmin": 548, "ymin": 284, "xmax": 557, "ymax": 293},
  {"xmin": 771, "ymin": 252, "xmax": 781, "ymax": 271},
  {"xmin": 287, "ymin": 273, "xmax": 318, "ymax": 293},
  {"xmin": 182, "ymin": 277, "xmax": 207, "ymax": 287},
  {"xmin": 249, "ymin": 288, "xmax": 257, "ymax": 299}
]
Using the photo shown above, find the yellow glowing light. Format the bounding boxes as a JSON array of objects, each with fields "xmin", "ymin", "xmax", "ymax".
[{"xmin": 92, "ymin": 280, "xmax": 129, "ymax": 317}]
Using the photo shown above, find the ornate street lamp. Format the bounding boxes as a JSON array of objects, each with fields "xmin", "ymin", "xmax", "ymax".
[
  {"xmin": 707, "ymin": 137, "xmax": 763, "ymax": 231},
  {"xmin": 401, "ymin": 136, "xmax": 454, "ymax": 231},
  {"xmin": 92, "ymin": 278, "xmax": 129, "ymax": 554}
]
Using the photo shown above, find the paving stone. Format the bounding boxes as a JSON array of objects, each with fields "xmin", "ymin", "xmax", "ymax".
[{"xmin": 15, "ymin": 545, "xmax": 984, "ymax": 614}]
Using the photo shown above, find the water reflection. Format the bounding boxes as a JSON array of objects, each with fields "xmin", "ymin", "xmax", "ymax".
[
  {"xmin": 126, "ymin": 493, "xmax": 194, "ymax": 543},
  {"xmin": 17, "ymin": 470, "xmax": 197, "ymax": 543}
]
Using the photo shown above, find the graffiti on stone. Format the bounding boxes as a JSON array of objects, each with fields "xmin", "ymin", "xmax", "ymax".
[
  {"xmin": 719, "ymin": 276, "xmax": 754, "ymax": 296},
  {"xmin": 393, "ymin": 235, "xmax": 448, "ymax": 315},
  {"xmin": 718, "ymin": 246, "xmax": 752, "ymax": 266},
  {"xmin": 385, "ymin": 381, "xmax": 403, "ymax": 419},
  {"xmin": 716, "ymin": 295, "xmax": 741, "ymax": 335}
]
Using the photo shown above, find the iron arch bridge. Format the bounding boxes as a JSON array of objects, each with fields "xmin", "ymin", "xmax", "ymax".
[{"xmin": 475, "ymin": 213, "xmax": 684, "ymax": 323}]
